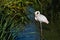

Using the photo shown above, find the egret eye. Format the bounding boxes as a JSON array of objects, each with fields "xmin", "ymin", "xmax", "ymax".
[{"xmin": 37, "ymin": 13, "xmax": 39, "ymax": 14}]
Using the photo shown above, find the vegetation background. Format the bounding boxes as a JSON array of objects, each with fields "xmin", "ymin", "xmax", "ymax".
[{"xmin": 0, "ymin": 0, "xmax": 60, "ymax": 40}]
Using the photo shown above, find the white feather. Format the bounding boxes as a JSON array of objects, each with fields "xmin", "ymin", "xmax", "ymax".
[{"xmin": 35, "ymin": 11, "xmax": 49, "ymax": 24}]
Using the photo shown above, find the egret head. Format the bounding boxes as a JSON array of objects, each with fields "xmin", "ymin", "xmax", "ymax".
[{"xmin": 35, "ymin": 11, "xmax": 40, "ymax": 16}]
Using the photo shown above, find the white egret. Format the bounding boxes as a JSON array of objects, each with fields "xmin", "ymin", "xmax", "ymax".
[{"xmin": 35, "ymin": 11, "xmax": 49, "ymax": 40}]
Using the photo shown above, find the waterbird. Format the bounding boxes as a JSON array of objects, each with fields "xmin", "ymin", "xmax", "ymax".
[{"xmin": 35, "ymin": 11, "xmax": 49, "ymax": 40}]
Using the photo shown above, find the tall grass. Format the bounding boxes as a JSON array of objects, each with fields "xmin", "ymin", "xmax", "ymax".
[{"xmin": 0, "ymin": 0, "xmax": 60, "ymax": 40}]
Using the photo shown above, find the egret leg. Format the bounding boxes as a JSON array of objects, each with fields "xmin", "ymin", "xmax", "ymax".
[{"xmin": 40, "ymin": 22, "xmax": 43, "ymax": 40}]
